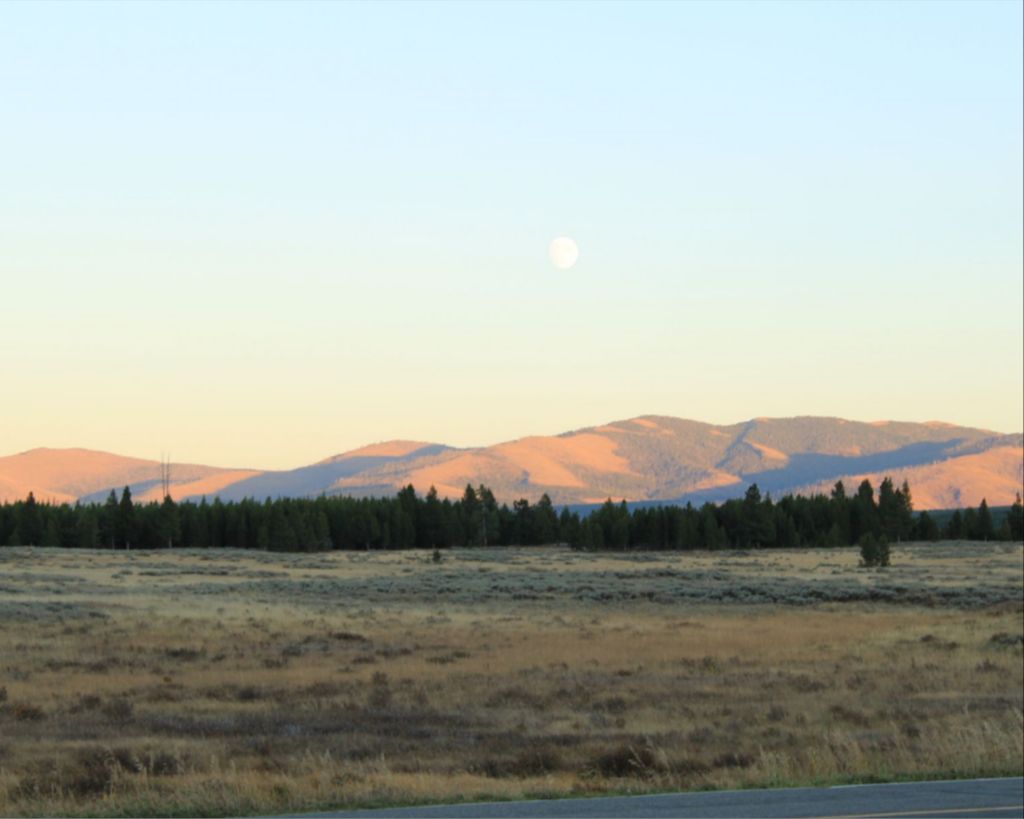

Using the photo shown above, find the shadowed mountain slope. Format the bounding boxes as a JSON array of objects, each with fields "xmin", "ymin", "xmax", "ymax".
[
  {"xmin": 2, "ymin": 418, "xmax": 1020, "ymax": 509},
  {"xmin": 212, "ymin": 443, "xmax": 450, "ymax": 502}
]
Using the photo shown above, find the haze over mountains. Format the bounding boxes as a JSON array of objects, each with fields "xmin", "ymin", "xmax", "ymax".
[{"xmin": 2, "ymin": 416, "xmax": 1021, "ymax": 511}]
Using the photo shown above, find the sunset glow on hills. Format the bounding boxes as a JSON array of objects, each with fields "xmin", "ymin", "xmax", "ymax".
[{"xmin": 2, "ymin": 416, "xmax": 1019, "ymax": 510}]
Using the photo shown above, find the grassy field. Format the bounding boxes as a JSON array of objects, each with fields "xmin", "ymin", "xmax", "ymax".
[{"xmin": 0, "ymin": 542, "xmax": 1021, "ymax": 817}]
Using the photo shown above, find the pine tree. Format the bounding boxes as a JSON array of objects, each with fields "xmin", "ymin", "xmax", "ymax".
[
  {"xmin": 976, "ymin": 499, "xmax": 994, "ymax": 541},
  {"xmin": 477, "ymin": 485, "xmax": 500, "ymax": 546},
  {"xmin": 291, "ymin": 505, "xmax": 313, "ymax": 551},
  {"xmin": 574, "ymin": 517, "xmax": 593, "ymax": 550},
  {"xmin": 701, "ymin": 505, "xmax": 727, "ymax": 550},
  {"xmin": 440, "ymin": 498, "xmax": 461, "ymax": 546},
  {"xmin": 558, "ymin": 507, "xmax": 579, "ymax": 546},
  {"xmin": 193, "ymin": 498, "xmax": 210, "ymax": 547},
  {"xmin": 76, "ymin": 508, "xmax": 99, "ymax": 549},
  {"xmin": 915, "ymin": 511, "xmax": 939, "ymax": 541},
  {"xmin": 611, "ymin": 501, "xmax": 631, "ymax": 548},
  {"xmin": 390, "ymin": 502, "xmax": 414, "ymax": 549},
  {"xmin": 739, "ymin": 484, "xmax": 773, "ymax": 547},
  {"xmin": 41, "ymin": 516, "xmax": 61, "ymax": 547},
  {"xmin": 268, "ymin": 505, "xmax": 297, "ymax": 551},
  {"xmin": 682, "ymin": 506, "xmax": 701, "ymax": 550},
  {"xmin": 775, "ymin": 509, "xmax": 799, "ymax": 548},
  {"xmin": 368, "ymin": 508, "xmax": 384, "ymax": 548},
  {"xmin": 962, "ymin": 508, "xmax": 978, "ymax": 540},
  {"xmin": 945, "ymin": 509, "xmax": 964, "ymax": 539},
  {"xmin": 118, "ymin": 487, "xmax": 136, "ymax": 550},
  {"xmin": 423, "ymin": 486, "xmax": 446, "ymax": 548},
  {"xmin": 830, "ymin": 481, "xmax": 851, "ymax": 544},
  {"xmin": 313, "ymin": 510, "xmax": 332, "ymax": 550},
  {"xmin": 101, "ymin": 490, "xmax": 119, "ymax": 547},
  {"xmin": 878, "ymin": 477, "xmax": 901, "ymax": 541},
  {"xmin": 159, "ymin": 496, "xmax": 180, "ymax": 549},
  {"xmin": 1009, "ymin": 493, "xmax": 1024, "ymax": 541},
  {"xmin": 853, "ymin": 479, "xmax": 880, "ymax": 540},
  {"xmin": 896, "ymin": 480, "xmax": 914, "ymax": 541},
  {"xmin": 461, "ymin": 485, "xmax": 481, "ymax": 545},
  {"xmin": 5, "ymin": 522, "xmax": 22, "ymax": 546},
  {"xmin": 21, "ymin": 492, "xmax": 42, "ymax": 546},
  {"xmin": 534, "ymin": 493, "xmax": 558, "ymax": 545},
  {"xmin": 395, "ymin": 485, "xmax": 418, "ymax": 546}
]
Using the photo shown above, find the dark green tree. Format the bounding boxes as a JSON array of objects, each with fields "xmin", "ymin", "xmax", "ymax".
[
  {"xmin": 878, "ymin": 477, "xmax": 901, "ymax": 541},
  {"xmin": 859, "ymin": 532, "xmax": 890, "ymax": 567},
  {"xmin": 775, "ymin": 508, "xmax": 800, "ymax": 548},
  {"xmin": 612, "ymin": 501, "xmax": 630, "ymax": 548},
  {"xmin": 441, "ymin": 498, "xmax": 462, "ymax": 546},
  {"xmin": 559, "ymin": 506, "xmax": 580, "ymax": 546},
  {"xmin": 312, "ymin": 509, "xmax": 332, "ymax": 550},
  {"xmin": 512, "ymin": 498, "xmax": 531, "ymax": 545},
  {"xmin": 701, "ymin": 504, "xmax": 727, "ymax": 550},
  {"xmin": 533, "ymin": 494, "xmax": 558, "ymax": 544},
  {"xmin": 101, "ymin": 490, "xmax": 119, "ymax": 547},
  {"xmin": 193, "ymin": 498, "xmax": 211, "ymax": 547},
  {"xmin": 897, "ymin": 480, "xmax": 915, "ymax": 541},
  {"xmin": 975, "ymin": 499, "xmax": 994, "ymax": 541},
  {"xmin": 944, "ymin": 509, "xmax": 964, "ymax": 539},
  {"xmin": 829, "ymin": 481, "xmax": 851, "ymax": 544},
  {"xmin": 739, "ymin": 484, "xmax": 773, "ymax": 547},
  {"xmin": 422, "ymin": 487, "xmax": 446, "ymax": 548},
  {"xmin": 21, "ymin": 492, "xmax": 42, "ymax": 546},
  {"xmin": 461, "ymin": 484, "xmax": 481, "ymax": 544},
  {"xmin": 158, "ymin": 496, "xmax": 181, "ymax": 549},
  {"xmin": 41, "ymin": 516, "xmax": 61, "ymax": 547},
  {"xmin": 1009, "ymin": 493, "xmax": 1024, "ymax": 541},
  {"xmin": 5, "ymin": 520, "xmax": 22, "ymax": 546},
  {"xmin": 852, "ymin": 479, "xmax": 880, "ymax": 540},
  {"xmin": 268, "ymin": 504, "xmax": 297, "ymax": 551},
  {"xmin": 118, "ymin": 486, "xmax": 136, "ymax": 549},
  {"xmin": 76, "ymin": 507, "xmax": 99, "ymax": 549},
  {"xmin": 915, "ymin": 510, "xmax": 939, "ymax": 541},
  {"xmin": 477, "ymin": 485, "xmax": 500, "ymax": 546},
  {"xmin": 962, "ymin": 507, "xmax": 978, "ymax": 541}
]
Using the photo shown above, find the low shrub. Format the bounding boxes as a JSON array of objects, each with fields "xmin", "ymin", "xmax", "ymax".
[
  {"xmin": 11, "ymin": 703, "xmax": 45, "ymax": 722},
  {"xmin": 589, "ymin": 743, "xmax": 660, "ymax": 778}
]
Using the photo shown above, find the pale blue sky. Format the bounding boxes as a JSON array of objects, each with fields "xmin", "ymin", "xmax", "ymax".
[{"xmin": 1, "ymin": 1, "xmax": 1021, "ymax": 468}]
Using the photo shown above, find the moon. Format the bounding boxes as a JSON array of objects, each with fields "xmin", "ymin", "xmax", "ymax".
[{"xmin": 549, "ymin": 236, "xmax": 579, "ymax": 270}]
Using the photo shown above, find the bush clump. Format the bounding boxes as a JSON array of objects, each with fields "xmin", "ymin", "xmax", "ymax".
[
  {"xmin": 859, "ymin": 533, "xmax": 891, "ymax": 568},
  {"xmin": 589, "ymin": 743, "xmax": 660, "ymax": 778}
]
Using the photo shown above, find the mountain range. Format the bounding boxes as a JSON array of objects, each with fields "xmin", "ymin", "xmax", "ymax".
[{"xmin": 1, "ymin": 416, "xmax": 1021, "ymax": 510}]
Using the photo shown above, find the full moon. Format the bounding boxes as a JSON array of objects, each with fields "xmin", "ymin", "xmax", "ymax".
[{"xmin": 549, "ymin": 236, "xmax": 579, "ymax": 270}]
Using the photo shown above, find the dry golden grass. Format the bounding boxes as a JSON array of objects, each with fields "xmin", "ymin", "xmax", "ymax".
[{"xmin": 0, "ymin": 543, "xmax": 1021, "ymax": 817}]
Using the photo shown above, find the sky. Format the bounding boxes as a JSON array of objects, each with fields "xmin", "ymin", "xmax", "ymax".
[{"xmin": 1, "ymin": 0, "xmax": 1021, "ymax": 469}]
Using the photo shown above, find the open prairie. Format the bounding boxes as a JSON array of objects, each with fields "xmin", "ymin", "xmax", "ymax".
[{"xmin": 0, "ymin": 543, "xmax": 1021, "ymax": 817}]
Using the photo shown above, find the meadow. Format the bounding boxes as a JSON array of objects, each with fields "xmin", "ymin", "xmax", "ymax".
[{"xmin": 0, "ymin": 542, "xmax": 1021, "ymax": 817}]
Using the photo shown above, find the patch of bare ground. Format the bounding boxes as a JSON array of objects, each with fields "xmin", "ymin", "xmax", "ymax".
[{"xmin": 0, "ymin": 543, "xmax": 1021, "ymax": 816}]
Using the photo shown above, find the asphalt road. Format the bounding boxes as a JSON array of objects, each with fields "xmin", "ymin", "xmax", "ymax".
[{"xmin": 292, "ymin": 777, "xmax": 1023, "ymax": 818}]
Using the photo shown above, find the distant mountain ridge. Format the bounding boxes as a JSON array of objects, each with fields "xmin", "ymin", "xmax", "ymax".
[{"xmin": 1, "ymin": 416, "xmax": 1020, "ymax": 510}]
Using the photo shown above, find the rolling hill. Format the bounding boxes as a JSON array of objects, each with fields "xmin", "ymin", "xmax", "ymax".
[
  {"xmin": 1, "ymin": 416, "xmax": 1020, "ymax": 510},
  {"xmin": 0, "ymin": 448, "xmax": 253, "ymax": 506}
]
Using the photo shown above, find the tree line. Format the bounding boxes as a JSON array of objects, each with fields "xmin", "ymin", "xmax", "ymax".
[{"xmin": 0, "ymin": 479, "xmax": 1021, "ymax": 552}]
